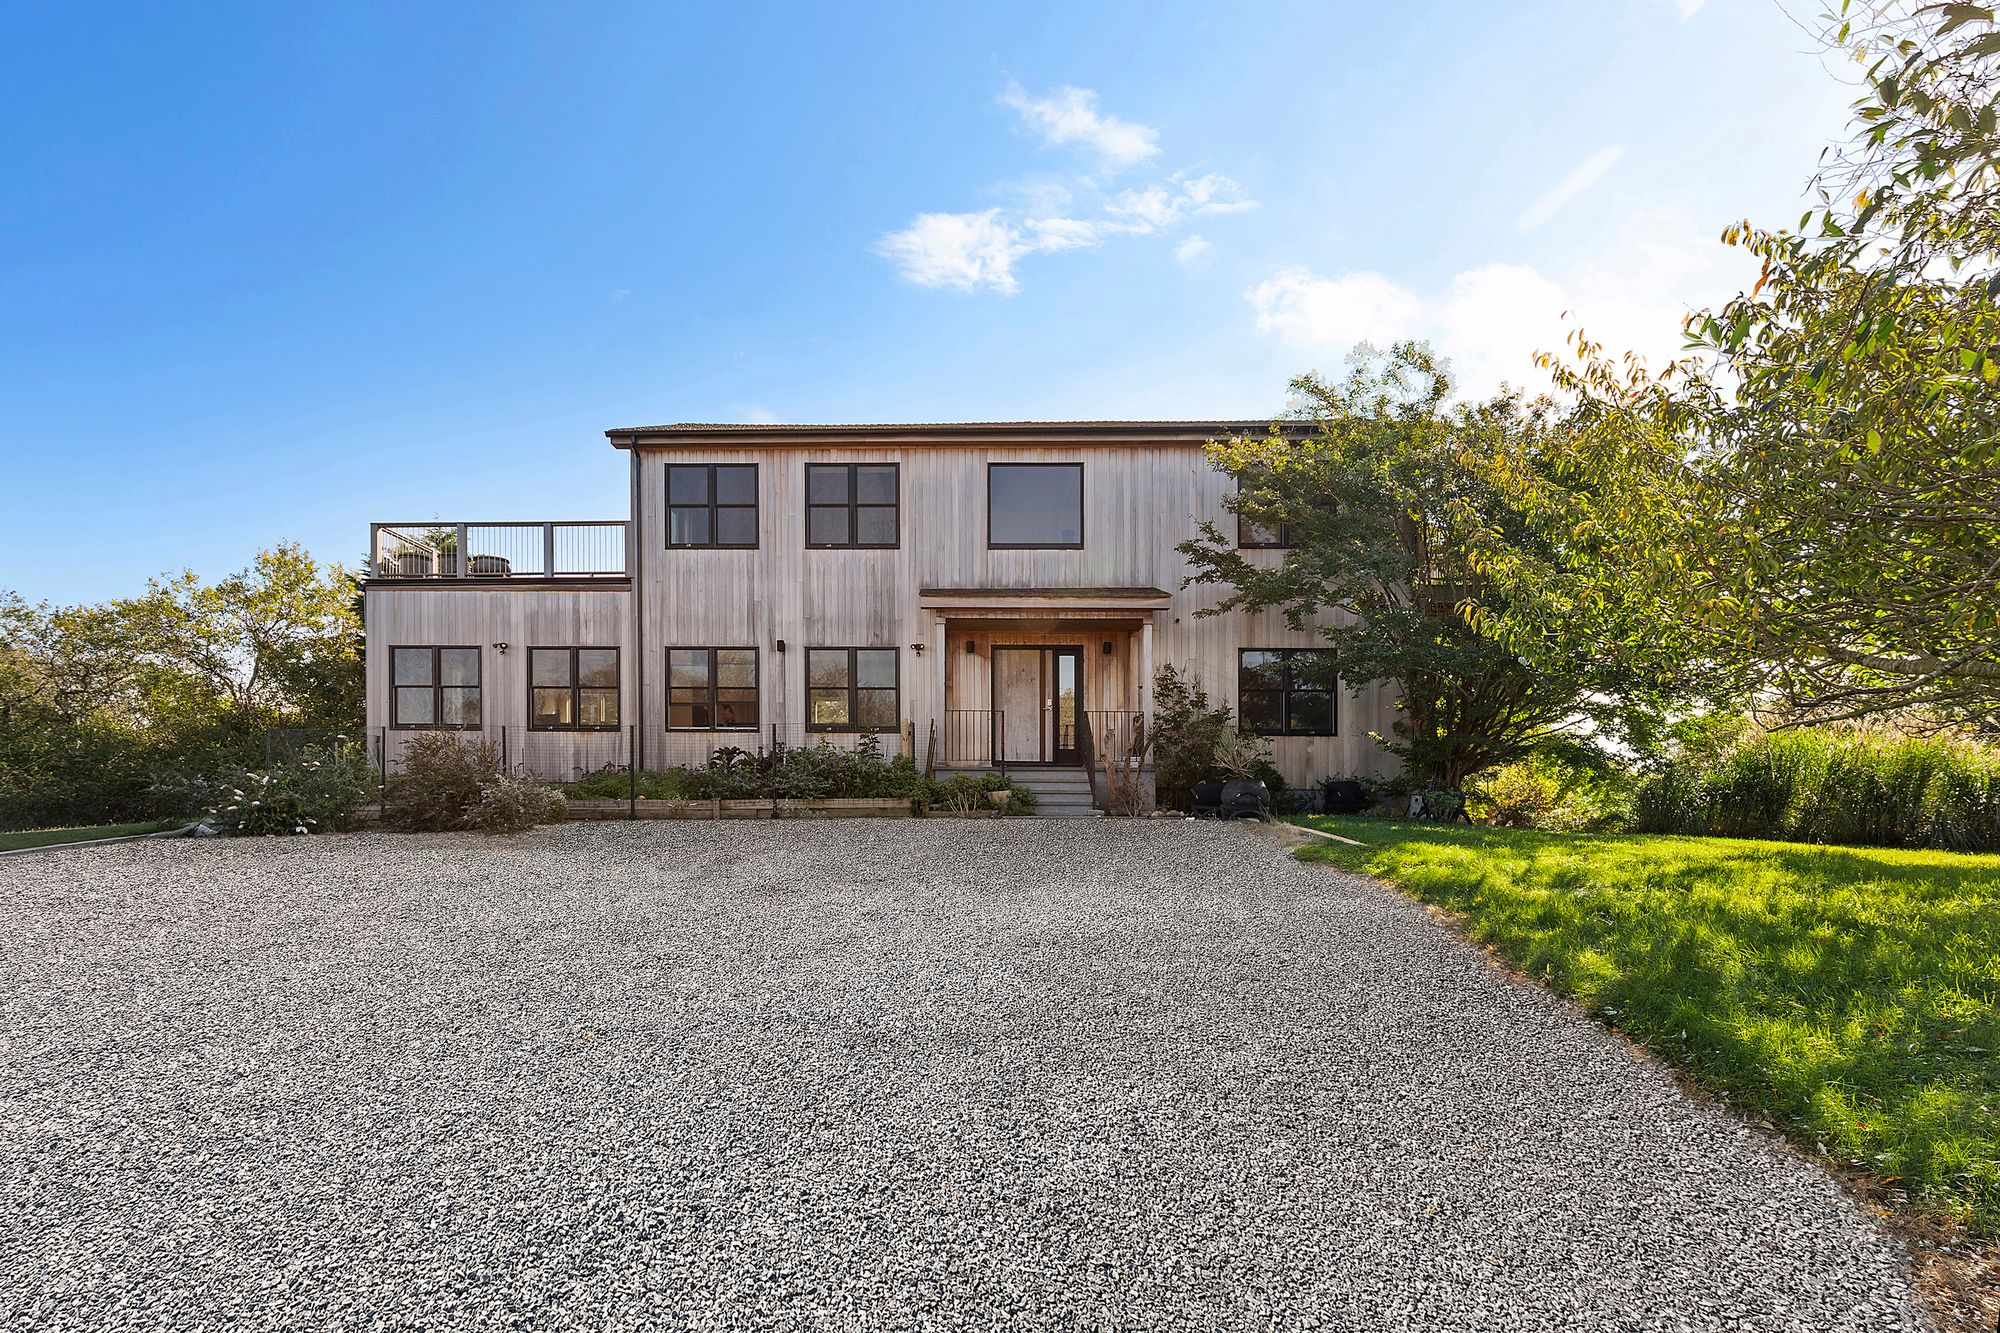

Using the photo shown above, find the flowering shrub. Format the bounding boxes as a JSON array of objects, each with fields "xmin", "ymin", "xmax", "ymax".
[{"xmin": 154, "ymin": 741, "xmax": 375, "ymax": 837}]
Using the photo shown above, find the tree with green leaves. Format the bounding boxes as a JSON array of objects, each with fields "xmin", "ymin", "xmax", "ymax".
[
  {"xmin": 1180, "ymin": 343, "xmax": 1672, "ymax": 788},
  {"xmin": 1513, "ymin": 2, "xmax": 2000, "ymax": 729}
]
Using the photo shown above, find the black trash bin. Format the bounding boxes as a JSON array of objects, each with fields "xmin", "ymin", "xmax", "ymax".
[{"xmin": 1320, "ymin": 779, "xmax": 1367, "ymax": 815}]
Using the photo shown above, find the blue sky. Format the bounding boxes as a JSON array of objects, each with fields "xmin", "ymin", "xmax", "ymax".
[{"xmin": 2, "ymin": 1, "xmax": 1855, "ymax": 603}]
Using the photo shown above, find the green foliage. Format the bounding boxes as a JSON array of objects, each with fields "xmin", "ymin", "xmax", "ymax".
[
  {"xmin": 1148, "ymin": 665, "xmax": 1234, "ymax": 809},
  {"xmin": 1509, "ymin": 6, "xmax": 2000, "ymax": 730},
  {"xmin": 557, "ymin": 739, "xmax": 1036, "ymax": 814},
  {"xmin": 161, "ymin": 741, "xmax": 376, "ymax": 837},
  {"xmin": 1181, "ymin": 344, "xmax": 1673, "ymax": 787},
  {"xmin": 386, "ymin": 733, "xmax": 562, "ymax": 834},
  {"xmin": 1292, "ymin": 817, "xmax": 2000, "ymax": 1233},
  {"xmin": 1466, "ymin": 753, "xmax": 1631, "ymax": 832},
  {"xmin": 1634, "ymin": 724, "xmax": 2000, "ymax": 852},
  {"xmin": 0, "ymin": 547, "xmax": 363, "ymax": 830}
]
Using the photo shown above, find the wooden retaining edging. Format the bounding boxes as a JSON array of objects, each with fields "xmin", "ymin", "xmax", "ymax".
[{"xmin": 562, "ymin": 798, "xmax": 912, "ymax": 821}]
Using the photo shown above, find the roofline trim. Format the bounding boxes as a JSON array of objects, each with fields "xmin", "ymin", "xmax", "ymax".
[{"xmin": 607, "ymin": 420, "xmax": 1286, "ymax": 448}]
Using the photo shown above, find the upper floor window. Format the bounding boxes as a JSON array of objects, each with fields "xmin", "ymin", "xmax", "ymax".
[
  {"xmin": 806, "ymin": 463, "xmax": 900, "ymax": 548},
  {"xmin": 668, "ymin": 647, "xmax": 760, "ymax": 730},
  {"xmin": 1235, "ymin": 477, "xmax": 1295, "ymax": 548},
  {"xmin": 392, "ymin": 646, "xmax": 482, "ymax": 730},
  {"xmin": 667, "ymin": 464, "xmax": 758, "ymax": 548},
  {"xmin": 988, "ymin": 463, "xmax": 1083, "ymax": 549},
  {"xmin": 529, "ymin": 647, "xmax": 620, "ymax": 730},
  {"xmin": 1238, "ymin": 648, "xmax": 1337, "ymax": 737},
  {"xmin": 806, "ymin": 647, "xmax": 899, "ymax": 732}
]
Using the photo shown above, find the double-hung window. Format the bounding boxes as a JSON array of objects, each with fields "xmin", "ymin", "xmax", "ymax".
[
  {"xmin": 1238, "ymin": 649, "xmax": 1337, "ymax": 736},
  {"xmin": 391, "ymin": 646, "xmax": 482, "ymax": 729},
  {"xmin": 806, "ymin": 463, "xmax": 899, "ymax": 548},
  {"xmin": 806, "ymin": 648, "xmax": 899, "ymax": 732},
  {"xmin": 666, "ymin": 464, "xmax": 758, "ymax": 548},
  {"xmin": 667, "ymin": 648, "xmax": 760, "ymax": 730},
  {"xmin": 529, "ymin": 648, "xmax": 620, "ymax": 730}
]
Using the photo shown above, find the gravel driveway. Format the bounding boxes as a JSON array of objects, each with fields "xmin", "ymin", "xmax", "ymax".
[{"xmin": 2, "ymin": 821, "xmax": 1928, "ymax": 1331}]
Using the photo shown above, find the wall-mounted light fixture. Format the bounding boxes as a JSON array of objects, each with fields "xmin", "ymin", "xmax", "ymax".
[
  {"xmin": 1101, "ymin": 640, "xmax": 1114, "ymax": 655},
  {"xmin": 964, "ymin": 639, "xmax": 977, "ymax": 655},
  {"xmin": 493, "ymin": 642, "xmax": 510, "ymax": 654},
  {"xmin": 775, "ymin": 639, "xmax": 787, "ymax": 654},
  {"xmin": 910, "ymin": 642, "xmax": 925, "ymax": 655}
]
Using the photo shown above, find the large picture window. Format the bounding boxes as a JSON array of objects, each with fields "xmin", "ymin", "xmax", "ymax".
[
  {"xmin": 806, "ymin": 647, "xmax": 900, "ymax": 732},
  {"xmin": 391, "ymin": 646, "xmax": 482, "ymax": 730},
  {"xmin": 666, "ymin": 463, "xmax": 758, "ymax": 548},
  {"xmin": 529, "ymin": 648, "xmax": 620, "ymax": 730},
  {"xmin": 668, "ymin": 648, "xmax": 760, "ymax": 730},
  {"xmin": 1238, "ymin": 649, "xmax": 1336, "ymax": 737},
  {"xmin": 988, "ymin": 463, "xmax": 1083, "ymax": 549},
  {"xmin": 806, "ymin": 463, "xmax": 900, "ymax": 548}
]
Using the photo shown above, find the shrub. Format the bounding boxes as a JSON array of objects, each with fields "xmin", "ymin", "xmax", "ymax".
[
  {"xmin": 1632, "ymin": 722, "xmax": 2000, "ymax": 851},
  {"xmin": 1149, "ymin": 666, "xmax": 1235, "ymax": 810},
  {"xmin": 1466, "ymin": 754, "xmax": 1631, "ymax": 833},
  {"xmin": 923, "ymin": 771, "xmax": 1035, "ymax": 815},
  {"xmin": 161, "ymin": 741, "xmax": 375, "ymax": 837},
  {"xmin": 387, "ymin": 733, "xmax": 562, "ymax": 834},
  {"xmin": 557, "ymin": 736, "xmax": 988, "ymax": 811}
]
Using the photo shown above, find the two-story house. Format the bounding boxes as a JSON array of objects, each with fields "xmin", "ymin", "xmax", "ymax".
[{"xmin": 363, "ymin": 421, "xmax": 1399, "ymax": 805}]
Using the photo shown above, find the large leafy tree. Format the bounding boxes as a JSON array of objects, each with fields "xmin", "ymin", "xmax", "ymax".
[
  {"xmin": 1180, "ymin": 343, "xmax": 1669, "ymax": 788},
  {"xmin": 1514, "ymin": 2, "xmax": 2000, "ymax": 727}
]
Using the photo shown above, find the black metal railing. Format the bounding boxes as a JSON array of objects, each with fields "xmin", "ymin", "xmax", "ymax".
[{"xmin": 368, "ymin": 521, "xmax": 628, "ymax": 581}]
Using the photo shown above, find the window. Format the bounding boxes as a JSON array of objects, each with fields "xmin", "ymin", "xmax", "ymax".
[
  {"xmin": 1238, "ymin": 649, "xmax": 1337, "ymax": 737},
  {"xmin": 988, "ymin": 463, "xmax": 1083, "ymax": 548},
  {"xmin": 668, "ymin": 648, "xmax": 760, "ymax": 730},
  {"xmin": 529, "ymin": 648, "xmax": 620, "ymax": 731},
  {"xmin": 666, "ymin": 463, "xmax": 758, "ymax": 548},
  {"xmin": 806, "ymin": 463, "xmax": 899, "ymax": 548},
  {"xmin": 806, "ymin": 647, "xmax": 899, "ymax": 732},
  {"xmin": 1235, "ymin": 478, "xmax": 1294, "ymax": 548},
  {"xmin": 391, "ymin": 646, "xmax": 482, "ymax": 729}
]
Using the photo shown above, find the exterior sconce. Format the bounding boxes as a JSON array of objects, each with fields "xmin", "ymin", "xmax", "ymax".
[
  {"xmin": 1101, "ymin": 640, "xmax": 1113, "ymax": 655},
  {"xmin": 964, "ymin": 639, "xmax": 977, "ymax": 655},
  {"xmin": 910, "ymin": 642, "xmax": 925, "ymax": 655},
  {"xmin": 775, "ymin": 639, "xmax": 786, "ymax": 654},
  {"xmin": 493, "ymin": 642, "xmax": 510, "ymax": 654}
]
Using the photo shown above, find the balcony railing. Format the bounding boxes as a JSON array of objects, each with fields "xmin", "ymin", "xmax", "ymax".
[{"xmin": 369, "ymin": 521, "xmax": 628, "ymax": 581}]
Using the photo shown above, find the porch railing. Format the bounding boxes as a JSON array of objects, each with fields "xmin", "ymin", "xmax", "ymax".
[{"xmin": 369, "ymin": 521, "xmax": 628, "ymax": 581}]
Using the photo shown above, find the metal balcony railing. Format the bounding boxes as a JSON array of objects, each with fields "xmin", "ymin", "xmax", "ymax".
[{"xmin": 368, "ymin": 521, "xmax": 629, "ymax": 581}]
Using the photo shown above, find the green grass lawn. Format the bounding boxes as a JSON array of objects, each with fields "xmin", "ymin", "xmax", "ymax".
[
  {"xmin": 0, "ymin": 822, "xmax": 168, "ymax": 853},
  {"xmin": 1292, "ymin": 816, "xmax": 2000, "ymax": 1233}
]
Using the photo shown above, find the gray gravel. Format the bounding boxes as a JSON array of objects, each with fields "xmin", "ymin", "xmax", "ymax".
[{"xmin": 1, "ymin": 821, "xmax": 1929, "ymax": 1331}]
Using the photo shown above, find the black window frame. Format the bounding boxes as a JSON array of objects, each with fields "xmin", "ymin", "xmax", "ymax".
[
  {"xmin": 527, "ymin": 646, "xmax": 622, "ymax": 732},
  {"xmin": 805, "ymin": 646, "xmax": 901, "ymax": 734},
  {"xmin": 1237, "ymin": 648, "xmax": 1338, "ymax": 737},
  {"xmin": 987, "ymin": 462, "xmax": 1084, "ymax": 550},
  {"xmin": 390, "ymin": 645, "xmax": 483, "ymax": 731},
  {"xmin": 805, "ymin": 462, "xmax": 901, "ymax": 549},
  {"xmin": 665, "ymin": 463, "xmax": 760, "ymax": 549},
  {"xmin": 1234, "ymin": 477, "xmax": 1295, "ymax": 549},
  {"xmin": 666, "ymin": 646, "xmax": 761, "ymax": 731}
]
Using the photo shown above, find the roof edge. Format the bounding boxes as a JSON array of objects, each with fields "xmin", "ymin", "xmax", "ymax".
[{"xmin": 606, "ymin": 420, "xmax": 1284, "ymax": 448}]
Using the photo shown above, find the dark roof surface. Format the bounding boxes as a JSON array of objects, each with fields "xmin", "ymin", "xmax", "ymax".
[{"xmin": 608, "ymin": 420, "xmax": 1279, "ymax": 447}]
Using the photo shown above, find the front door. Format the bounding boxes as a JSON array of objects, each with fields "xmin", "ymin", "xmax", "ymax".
[{"xmin": 991, "ymin": 646, "xmax": 1084, "ymax": 765}]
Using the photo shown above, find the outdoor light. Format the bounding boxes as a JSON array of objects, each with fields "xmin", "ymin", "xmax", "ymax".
[
  {"xmin": 911, "ymin": 642, "xmax": 925, "ymax": 655},
  {"xmin": 493, "ymin": 642, "xmax": 510, "ymax": 654},
  {"xmin": 775, "ymin": 639, "xmax": 786, "ymax": 653},
  {"xmin": 964, "ymin": 639, "xmax": 977, "ymax": 655},
  {"xmin": 1102, "ymin": 640, "xmax": 1113, "ymax": 655}
]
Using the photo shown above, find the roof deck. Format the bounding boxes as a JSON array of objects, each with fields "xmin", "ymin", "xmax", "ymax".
[{"xmin": 368, "ymin": 521, "xmax": 628, "ymax": 583}]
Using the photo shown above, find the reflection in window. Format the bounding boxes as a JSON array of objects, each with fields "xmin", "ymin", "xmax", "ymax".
[
  {"xmin": 1238, "ymin": 649, "xmax": 1336, "ymax": 736},
  {"xmin": 391, "ymin": 646, "xmax": 482, "ymax": 729},
  {"xmin": 666, "ymin": 464, "xmax": 758, "ymax": 548},
  {"xmin": 668, "ymin": 648, "xmax": 759, "ymax": 730},
  {"xmin": 806, "ymin": 647, "xmax": 900, "ymax": 732},
  {"xmin": 529, "ymin": 648, "xmax": 620, "ymax": 730},
  {"xmin": 806, "ymin": 463, "xmax": 899, "ymax": 548}
]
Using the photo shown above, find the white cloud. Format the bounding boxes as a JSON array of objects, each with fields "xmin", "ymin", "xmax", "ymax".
[
  {"xmin": 881, "ymin": 90, "xmax": 1257, "ymax": 293},
  {"xmin": 608, "ymin": 288, "xmax": 629, "ymax": 302},
  {"xmin": 1671, "ymin": 0, "xmax": 1708, "ymax": 18},
  {"xmin": 738, "ymin": 405, "xmax": 781, "ymax": 424},
  {"xmin": 1000, "ymin": 83, "xmax": 1159, "ymax": 170},
  {"xmin": 1245, "ymin": 269, "xmax": 1425, "ymax": 350},
  {"xmin": 877, "ymin": 210, "xmax": 1030, "ymax": 294},
  {"xmin": 1244, "ymin": 212, "xmax": 1753, "ymax": 396},
  {"xmin": 1175, "ymin": 234, "xmax": 1212, "ymax": 265},
  {"xmin": 1515, "ymin": 145, "xmax": 1625, "ymax": 232}
]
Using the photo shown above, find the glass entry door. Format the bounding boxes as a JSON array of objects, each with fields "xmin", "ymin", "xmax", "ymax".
[{"xmin": 990, "ymin": 646, "xmax": 1084, "ymax": 765}]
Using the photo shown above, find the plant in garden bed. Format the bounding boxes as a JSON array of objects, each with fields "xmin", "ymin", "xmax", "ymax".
[
  {"xmin": 152, "ymin": 740, "xmax": 374, "ymax": 837},
  {"xmin": 386, "ymin": 733, "xmax": 562, "ymax": 834}
]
